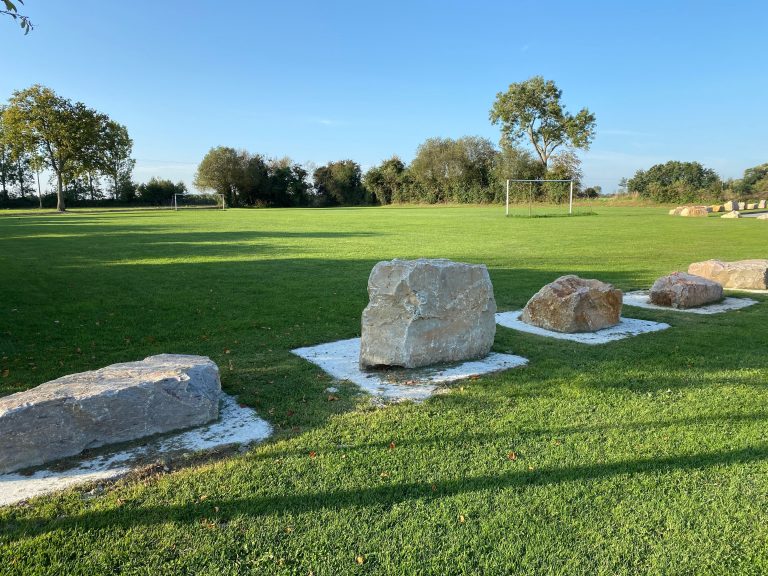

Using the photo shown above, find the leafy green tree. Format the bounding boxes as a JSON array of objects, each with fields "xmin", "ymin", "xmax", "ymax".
[
  {"xmin": 3, "ymin": 85, "xmax": 102, "ymax": 211},
  {"xmin": 2, "ymin": 0, "xmax": 32, "ymax": 34},
  {"xmin": 265, "ymin": 157, "xmax": 311, "ymax": 207},
  {"xmin": 194, "ymin": 146, "xmax": 246, "ymax": 207},
  {"xmin": 98, "ymin": 120, "xmax": 135, "ymax": 199},
  {"xmin": 490, "ymin": 76, "xmax": 596, "ymax": 171},
  {"xmin": 312, "ymin": 160, "xmax": 366, "ymax": 206},
  {"xmin": 409, "ymin": 136, "xmax": 497, "ymax": 203},
  {"xmin": 0, "ymin": 108, "xmax": 15, "ymax": 203},
  {"xmin": 628, "ymin": 161, "xmax": 720, "ymax": 203},
  {"xmin": 363, "ymin": 157, "xmax": 407, "ymax": 205},
  {"xmin": 136, "ymin": 178, "xmax": 186, "ymax": 206},
  {"xmin": 735, "ymin": 163, "xmax": 768, "ymax": 196}
]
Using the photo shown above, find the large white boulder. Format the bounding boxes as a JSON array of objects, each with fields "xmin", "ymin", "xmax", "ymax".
[
  {"xmin": 0, "ymin": 354, "xmax": 221, "ymax": 474},
  {"xmin": 688, "ymin": 259, "xmax": 768, "ymax": 290},
  {"xmin": 359, "ymin": 259, "xmax": 496, "ymax": 369},
  {"xmin": 649, "ymin": 272, "xmax": 723, "ymax": 308},
  {"xmin": 521, "ymin": 275, "xmax": 622, "ymax": 333}
]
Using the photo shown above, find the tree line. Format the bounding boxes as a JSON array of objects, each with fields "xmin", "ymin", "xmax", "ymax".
[
  {"xmin": 1, "ymin": 77, "xmax": 599, "ymax": 210},
  {"xmin": 626, "ymin": 160, "xmax": 768, "ymax": 203}
]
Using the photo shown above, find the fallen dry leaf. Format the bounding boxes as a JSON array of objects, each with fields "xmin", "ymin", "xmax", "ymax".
[
  {"xmin": 507, "ymin": 451, "xmax": 518, "ymax": 461},
  {"xmin": 309, "ymin": 451, "xmax": 317, "ymax": 459},
  {"xmin": 327, "ymin": 395, "xmax": 339, "ymax": 401},
  {"xmin": 355, "ymin": 555, "xmax": 365, "ymax": 565},
  {"xmin": 459, "ymin": 514, "xmax": 465, "ymax": 523},
  {"xmin": 388, "ymin": 441, "xmax": 396, "ymax": 450}
]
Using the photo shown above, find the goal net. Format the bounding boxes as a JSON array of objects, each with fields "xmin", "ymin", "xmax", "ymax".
[
  {"xmin": 504, "ymin": 179, "xmax": 587, "ymax": 217},
  {"xmin": 173, "ymin": 193, "xmax": 225, "ymax": 210}
]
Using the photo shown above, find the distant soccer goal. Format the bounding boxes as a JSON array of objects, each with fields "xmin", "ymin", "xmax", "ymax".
[
  {"xmin": 173, "ymin": 193, "xmax": 225, "ymax": 210},
  {"xmin": 504, "ymin": 179, "xmax": 575, "ymax": 217}
]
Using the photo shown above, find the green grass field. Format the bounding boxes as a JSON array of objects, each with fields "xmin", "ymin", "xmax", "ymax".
[{"xmin": 1, "ymin": 205, "xmax": 767, "ymax": 575}]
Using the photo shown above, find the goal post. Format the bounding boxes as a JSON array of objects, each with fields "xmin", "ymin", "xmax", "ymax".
[{"xmin": 505, "ymin": 178, "xmax": 574, "ymax": 216}]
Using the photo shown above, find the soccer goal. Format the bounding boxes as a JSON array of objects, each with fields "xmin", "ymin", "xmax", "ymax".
[
  {"xmin": 505, "ymin": 179, "xmax": 574, "ymax": 217},
  {"xmin": 173, "ymin": 193, "xmax": 226, "ymax": 210}
]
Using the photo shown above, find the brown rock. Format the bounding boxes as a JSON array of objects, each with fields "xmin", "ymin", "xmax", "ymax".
[
  {"xmin": 747, "ymin": 203, "xmax": 757, "ymax": 210},
  {"xmin": 688, "ymin": 259, "xmax": 768, "ymax": 290},
  {"xmin": 649, "ymin": 272, "xmax": 723, "ymax": 308},
  {"xmin": 521, "ymin": 275, "xmax": 622, "ymax": 333},
  {"xmin": 710, "ymin": 205, "xmax": 723, "ymax": 213},
  {"xmin": 680, "ymin": 206, "xmax": 709, "ymax": 217}
]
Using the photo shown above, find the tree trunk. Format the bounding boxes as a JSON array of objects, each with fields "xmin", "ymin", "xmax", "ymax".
[
  {"xmin": 36, "ymin": 170, "xmax": 42, "ymax": 209},
  {"xmin": 56, "ymin": 171, "xmax": 65, "ymax": 212}
]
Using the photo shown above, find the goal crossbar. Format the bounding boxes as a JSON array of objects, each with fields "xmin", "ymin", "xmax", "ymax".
[{"xmin": 505, "ymin": 178, "xmax": 574, "ymax": 216}]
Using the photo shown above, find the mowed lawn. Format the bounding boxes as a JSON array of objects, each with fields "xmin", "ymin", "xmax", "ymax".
[{"xmin": 1, "ymin": 205, "xmax": 767, "ymax": 575}]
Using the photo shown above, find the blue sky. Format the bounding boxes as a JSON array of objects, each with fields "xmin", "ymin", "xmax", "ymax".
[{"xmin": 2, "ymin": 1, "xmax": 767, "ymax": 193}]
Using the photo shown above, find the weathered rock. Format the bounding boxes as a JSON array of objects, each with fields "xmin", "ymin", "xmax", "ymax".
[
  {"xmin": 668, "ymin": 208, "xmax": 678, "ymax": 215},
  {"xmin": 757, "ymin": 214, "xmax": 768, "ymax": 220},
  {"xmin": 649, "ymin": 272, "xmax": 723, "ymax": 309},
  {"xmin": 688, "ymin": 259, "xmax": 768, "ymax": 290},
  {"xmin": 721, "ymin": 211, "xmax": 741, "ymax": 218},
  {"xmin": 747, "ymin": 203, "xmax": 757, "ymax": 210},
  {"xmin": 0, "ymin": 354, "xmax": 221, "ymax": 474},
  {"xmin": 723, "ymin": 201, "xmax": 738, "ymax": 211},
  {"xmin": 738, "ymin": 202, "xmax": 746, "ymax": 210},
  {"xmin": 359, "ymin": 259, "xmax": 496, "ymax": 369},
  {"xmin": 710, "ymin": 205, "xmax": 724, "ymax": 213},
  {"xmin": 680, "ymin": 206, "xmax": 708, "ymax": 217},
  {"xmin": 758, "ymin": 200, "xmax": 766, "ymax": 209},
  {"xmin": 521, "ymin": 275, "xmax": 622, "ymax": 333}
]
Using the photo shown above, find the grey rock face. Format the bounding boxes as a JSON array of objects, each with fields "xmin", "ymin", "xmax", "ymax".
[
  {"xmin": 359, "ymin": 259, "xmax": 496, "ymax": 369},
  {"xmin": 688, "ymin": 259, "xmax": 768, "ymax": 290},
  {"xmin": 649, "ymin": 272, "xmax": 723, "ymax": 308},
  {"xmin": 0, "ymin": 354, "xmax": 221, "ymax": 474},
  {"xmin": 521, "ymin": 275, "xmax": 622, "ymax": 333}
]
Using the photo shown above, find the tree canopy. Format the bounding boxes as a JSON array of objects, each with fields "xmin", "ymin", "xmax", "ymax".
[
  {"xmin": 628, "ymin": 161, "xmax": 720, "ymax": 203},
  {"xmin": 490, "ymin": 76, "xmax": 596, "ymax": 170},
  {"xmin": 1, "ymin": 0, "xmax": 32, "ymax": 34}
]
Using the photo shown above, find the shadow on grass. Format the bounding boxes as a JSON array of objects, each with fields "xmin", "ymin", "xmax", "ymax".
[{"xmin": 3, "ymin": 443, "xmax": 767, "ymax": 542}]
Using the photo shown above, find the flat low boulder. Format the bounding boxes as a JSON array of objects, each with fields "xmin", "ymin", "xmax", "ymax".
[
  {"xmin": 0, "ymin": 354, "xmax": 221, "ymax": 474},
  {"xmin": 359, "ymin": 258, "xmax": 496, "ymax": 369},
  {"xmin": 688, "ymin": 259, "xmax": 768, "ymax": 290},
  {"xmin": 649, "ymin": 272, "xmax": 723, "ymax": 308},
  {"xmin": 757, "ymin": 214, "xmax": 768, "ymax": 220},
  {"xmin": 680, "ymin": 206, "xmax": 708, "ymax": 217},
  {"xmin": 721, "ymin": 211, "xmax": 741, "ymax": 219},
  {"xmin": 521, "ymin": 275, "xmax": 622, "ymax": 333}
]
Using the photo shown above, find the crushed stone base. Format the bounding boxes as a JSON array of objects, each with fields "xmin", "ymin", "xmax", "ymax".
[
  {"xmin": 0, "ymin": 393, "xmax": 271, "ymax": 507},
  {"xmin": 292, "ymin": 338, "xmax": 527, "ymax": 401},
  {"xmin": 495, "ymin": 311, "xmax": 670, "ymax": 344},
  {"xmin": 623, "ymin": 291, "xmax": 758, "ymax": 314}
]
